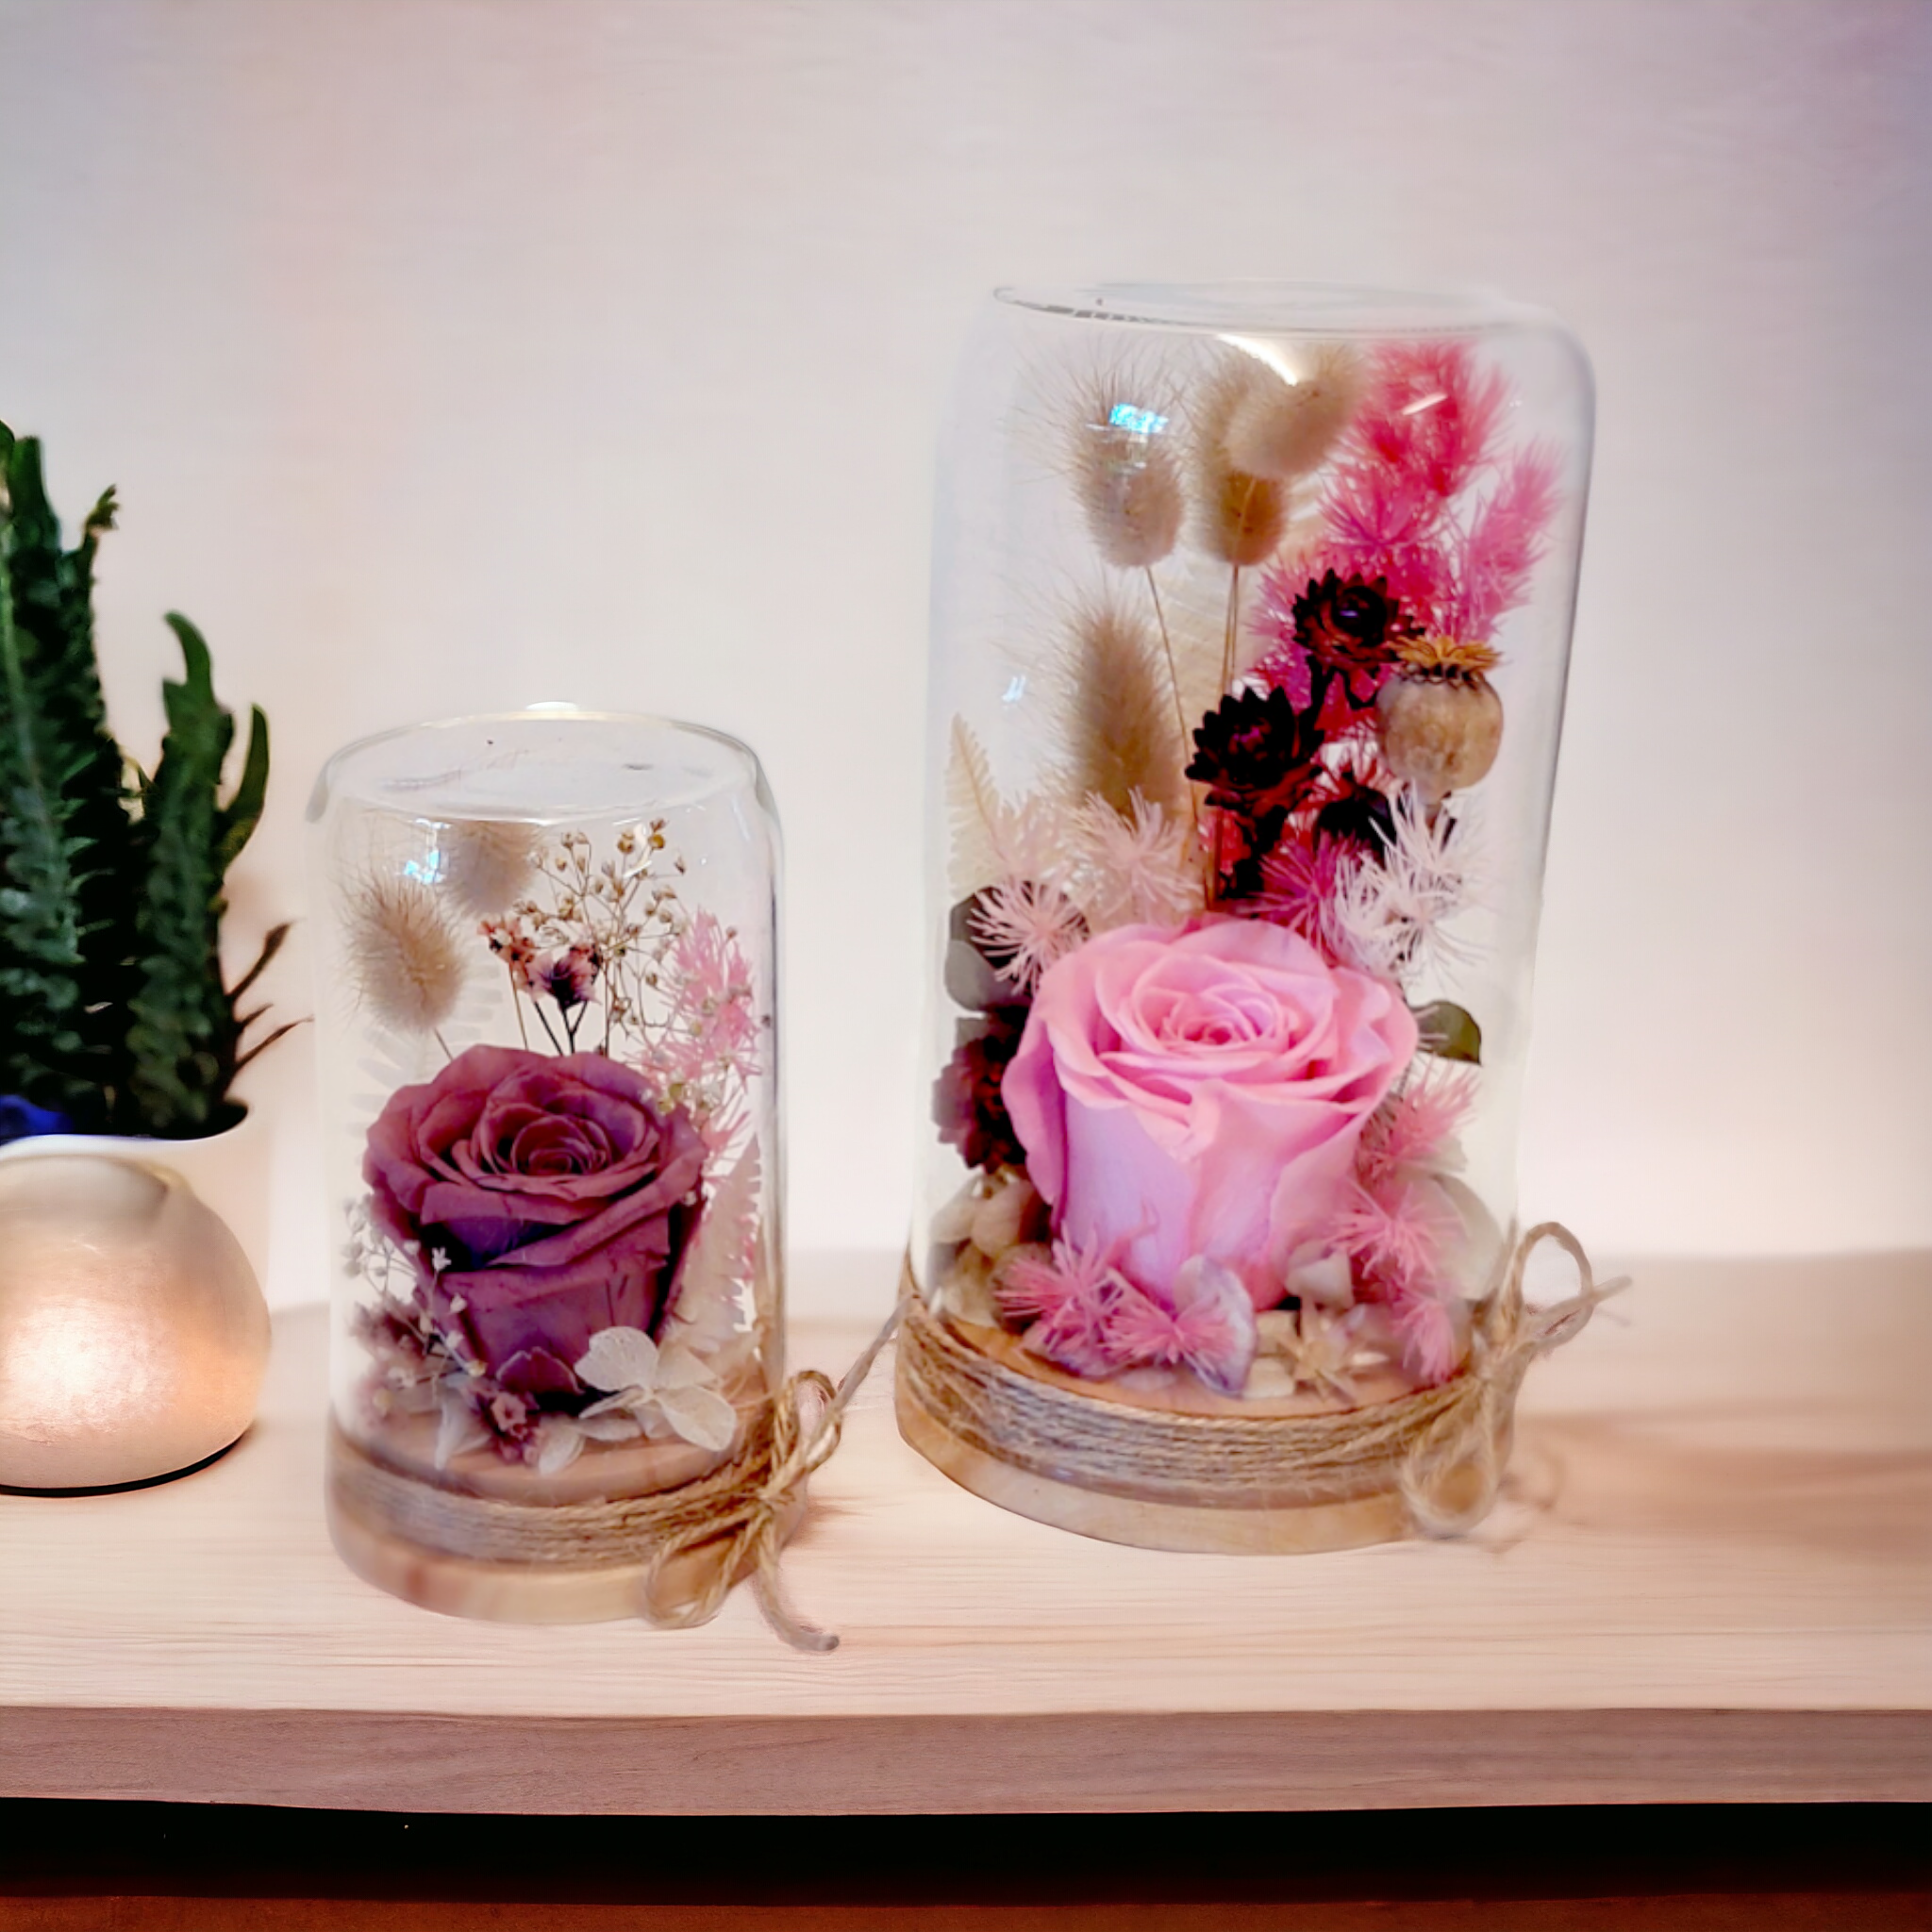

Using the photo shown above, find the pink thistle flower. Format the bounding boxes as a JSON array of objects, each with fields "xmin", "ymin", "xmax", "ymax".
[
  {"xmin": 1247, "ymin": 836, "xmax": 1355, "ymax": 959},
  {"xmin": 998, "ymin": 1236, "xmax": 1118, "ymax": 1324},
  {"xmin": 1004, "ymin": 1236, "xmax": 1132, "ymax": 1379},
  {"xmin": 1102, "ymin": 1257, "xmax": 1257, "ymax": 1396},
  {"xmin": 1069, "ymin": 792, "xmax": 1202, "ymax": 931},
  {"xmin": 1357, "ymin": 1068, "xmax": 1478, "ymax": 1187},
  {"xmin": 969, "ymin": 877, "xmax": 1088, "ymax": 994},
  {"xmin": 1324, "ymin": 1174, "xmax": 1463, "ymax": 1295}
]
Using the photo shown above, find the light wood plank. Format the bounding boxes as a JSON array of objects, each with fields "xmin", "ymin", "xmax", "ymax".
[{"xmin": 2, "ymin": 1251, "xmax": 1927, "ymax": 1811}]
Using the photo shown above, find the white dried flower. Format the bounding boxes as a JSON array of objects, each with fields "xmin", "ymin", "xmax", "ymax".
[
  {"xmin": 1067, "ymin": 790, "xmax": 1203, "ymax": 931},
  {"xmin": 1330, "ymin": 788, "xmax": 1479, "ymax": 984}
]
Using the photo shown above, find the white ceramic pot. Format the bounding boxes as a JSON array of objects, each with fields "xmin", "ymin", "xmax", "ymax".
[
  {"xmin": 0, "ymin": 1152, "xmax": 271, "ymax": 1489},
  {"xmin": 0, "ymin": 1103, "xmax": 271, "ymax": 1292}
]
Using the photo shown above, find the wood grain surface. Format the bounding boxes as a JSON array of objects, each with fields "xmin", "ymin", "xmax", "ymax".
[{"xmin": 1, "ymin": 1250, "xmax": 1927, "ymax": 1813}]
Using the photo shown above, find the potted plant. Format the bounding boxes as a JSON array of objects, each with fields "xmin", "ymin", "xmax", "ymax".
[{"xmin": 0, "ymin": 421, "xmax": 290, "ymax": 1285}]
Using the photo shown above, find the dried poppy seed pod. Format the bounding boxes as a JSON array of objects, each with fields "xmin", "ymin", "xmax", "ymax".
[{"xmin": 1376, "ymin": 639, "xmax": 1507, "ymax": 805}]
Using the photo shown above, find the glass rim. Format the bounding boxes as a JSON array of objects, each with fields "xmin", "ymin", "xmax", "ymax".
[
  {"xmin": 991, "ymin": 280, "xmax": 1559, "ymax": 337},
  {"xmin": 306, "ymin": 707, "xmax": 766, "ymax": 824}
]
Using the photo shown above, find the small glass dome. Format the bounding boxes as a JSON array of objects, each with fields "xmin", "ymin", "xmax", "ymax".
[{"xmin": 308, "ymin": 709, "xmax": 782, "ymax": 1617}]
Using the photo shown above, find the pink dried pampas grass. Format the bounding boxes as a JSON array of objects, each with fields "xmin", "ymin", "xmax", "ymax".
[{"xmin": 1314, "ymin": 340, "xmax": 1558, "ymax": 637}]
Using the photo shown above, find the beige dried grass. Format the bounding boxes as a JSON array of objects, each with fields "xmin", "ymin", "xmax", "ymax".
[
  {"xmin": 441, "ymin": 817, "xmax": 539, "ymax": 918},
  {"xmin": 1066, "ymin": 367, "xmax": 1186, "ymax": 573},
  {"xmin": 1059, "ymin": 599, "xmax": 1187, "ymax": 819},
  {"xmin": 343, "ymin": 874, "xmax": 467, "ymax": 1039},
  {"xmin": 1221, "ymin": 341, "xmax": 1363, "ymax": 483}
]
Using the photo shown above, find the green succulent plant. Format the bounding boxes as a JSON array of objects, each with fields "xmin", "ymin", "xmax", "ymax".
[{"xmin": 0, "ymin": 422, "xmax": 291, "ymax": 1138}]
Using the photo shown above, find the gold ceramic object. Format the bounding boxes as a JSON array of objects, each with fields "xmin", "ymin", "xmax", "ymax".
[{"xmin": 0, "ymin": 1153, "xmax": 269, "ymax": 1491}]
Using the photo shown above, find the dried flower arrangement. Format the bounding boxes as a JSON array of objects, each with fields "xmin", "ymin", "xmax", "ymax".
[
  {"xmin": 0, "ymin": 423, "xmax": 287, "ymax": 1141},
  {"xmin": 928, "ymin": 337, "xmax": 1565, "ymax": 1411},
  {"xmin": 337, "ymin": 815, "xmax": 770, "ymax": 1476}
]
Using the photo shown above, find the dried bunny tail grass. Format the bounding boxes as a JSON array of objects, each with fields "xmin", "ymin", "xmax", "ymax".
[
  {"xmin": 342, "ymin": 873, "xmax": 467, "ymax": 1037},
  {"xmin": 1191, "ymin": 356, "xmax": 1290, "ymax": 569},
  {"xmin": 441, "ymin": 818, "xmax": 540, "ymax": 918},
  {"xmin": 1064, "ymin": 360, "xmax": 1186, "ymax": 571},
  {"xmin": 1059, "ymin": 598, "xmax": 1188, "ymax": 819},
  {"xmin": 1221, "ymin": 341, "xmax": 1363, "ymax": 483}
]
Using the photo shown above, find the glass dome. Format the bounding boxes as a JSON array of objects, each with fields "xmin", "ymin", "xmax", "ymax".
[
  {"xmin": 905, "ymin": 284, "xmax": 1593, "ymax": 1519},
  {"xmin": 308, "ymin": 709, "xmax": 782, "ymax": 1617}
]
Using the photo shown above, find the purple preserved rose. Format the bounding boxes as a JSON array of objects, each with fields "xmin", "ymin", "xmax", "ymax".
[{"xmin": 362, "ymin": 1044, "xmax": 706, "ymax": 1396}]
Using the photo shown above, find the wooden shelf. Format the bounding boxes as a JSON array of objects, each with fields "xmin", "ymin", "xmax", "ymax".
[{"xmin": 2, "ymin": 1251, "xmax": 1927, "ymax": 1815}]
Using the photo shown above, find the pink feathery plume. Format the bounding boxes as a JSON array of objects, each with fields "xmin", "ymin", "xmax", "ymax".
[
  {"xmin": 656, "ymin": 911, "xmax": 761, "ymax": 1090},
  {"xmin": 1250, "ymin": 565, "xmax": 1314, "ymax": 707},
  {"xmin": 1104, "ymin": 1258, "xmax": 1257, "ymax": 1395},
  {"xmin": 1352, "ymin": 341, "xmax": 1509, "ymax": 506},
  {"xmin": 1317, "ymin": 342, "xmax": 1512, "ymax": 633},
  {"xmin": 1446, "ymin": 443, "xmax": 1562, "ymax": 639},
  {"xmin": 1357, "ymin": 1069, "xmax": 1478, "ymax": 1187}
]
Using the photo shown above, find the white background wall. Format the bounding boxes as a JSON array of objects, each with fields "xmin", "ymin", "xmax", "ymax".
[{"xmin": 1, "ymin": 0, "xmax": 1926, "ymax": 1312}]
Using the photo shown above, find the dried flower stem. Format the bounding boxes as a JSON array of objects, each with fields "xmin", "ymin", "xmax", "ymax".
[
  {"xmin": 508, "ymin": 962, "xmax": 530, "ymax": 1049},
  {"xmin": 1221, "ymin": 566, "xmax": 1242, "ymax": 697},
  {"xmin": 1141, "ymin": 567, "xmax": 1201, "ymax": 841}
]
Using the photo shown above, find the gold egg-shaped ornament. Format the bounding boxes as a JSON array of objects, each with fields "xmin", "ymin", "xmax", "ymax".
[
  {"xmin": 0, "ymin": 1154, "xmax": 269, "ymax": 1491},
  {"xmin": 1376, "ymin": 668, "xmax": 1505, "ymax": 806}
]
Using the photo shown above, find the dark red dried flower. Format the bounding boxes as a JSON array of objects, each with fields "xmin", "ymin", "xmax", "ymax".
[
  {"xmin": 1187, "ymin": 685, "xmax": 1326, "ymax": 821},
  {"xmin": 934, "ymin": 1008, "xmax": 1029, "ymax": 1174},
  {"xmin": 1310, "ymin": 765, "xmax": 1396, "ymax": 853},
  {"xmin": 1187, "ymin": 685, "xmax": 1329, "ymax": 896},
  {"xmin": 1292, "ymin": 571, "xmax": 1408, "ymax": 708}
]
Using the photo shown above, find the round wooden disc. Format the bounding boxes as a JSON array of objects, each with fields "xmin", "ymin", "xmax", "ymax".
[
  {"xmin": 325, "ymin": 1432, "xmax": 799, "ymax": 1625},
  {"xmin": 895, "ymin": 1379, "xmax": 1415, "ymax": 1556},
  {"xmin": 326, "ymin": 1481, "xmax": 654, "ymax": 1623}
]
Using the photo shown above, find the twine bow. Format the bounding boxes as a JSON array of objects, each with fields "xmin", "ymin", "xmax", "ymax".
[
  {"xmin": 1398, "ymin": 1221, "xmax": 1629, "ymax": 1535},
  {"xmin": 639, "ymin": 1297, "xmax": 909, "ymax": 1652}
]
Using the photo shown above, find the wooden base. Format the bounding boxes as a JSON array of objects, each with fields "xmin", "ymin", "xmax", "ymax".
[
  {"xmin": 325, "ymin": 1432, "xmax": 794, "ymax": 1625},
  {"xmin": 325, "ymin": 1480, "xmax": 655, "ymax": 1623},
  {"xmin": 896, "ymin": 1372, "xmax": 1421, "ymax": 1555}
]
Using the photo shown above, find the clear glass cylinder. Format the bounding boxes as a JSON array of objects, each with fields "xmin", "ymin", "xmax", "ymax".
[
  {"xmin": 308, "ymin": 709, "xmax": 781, "ymax": 1616},
  {"xmin": 913, "ymin": 285, "xmax": 1592, "ymax": 1440}
]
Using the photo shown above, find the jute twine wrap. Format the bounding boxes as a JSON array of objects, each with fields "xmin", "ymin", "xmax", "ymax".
[
  {"xmin": 897, "ymin": 1222, "xmax": 1624, "ymax": 1535},
  {"xmin": 330, "ymin": 1307, "xmax": 905, "ymax": 1653}
]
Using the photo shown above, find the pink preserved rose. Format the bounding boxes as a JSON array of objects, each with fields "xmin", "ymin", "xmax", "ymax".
[
  {"xmin": 363, "ymin": 1044, "xmax": 705, "ymax": 1395},
  {"xmin": 1001, "ymin": 916, "xmax": 1416, "ymax": 1310}
]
